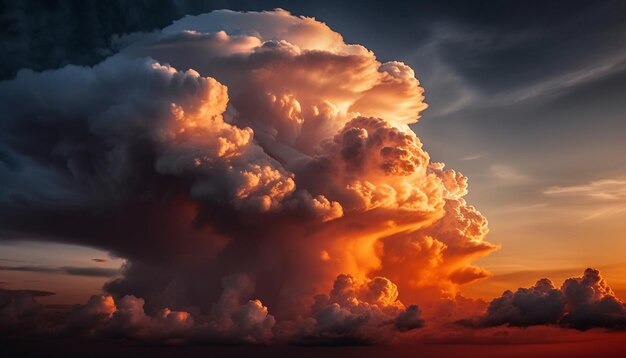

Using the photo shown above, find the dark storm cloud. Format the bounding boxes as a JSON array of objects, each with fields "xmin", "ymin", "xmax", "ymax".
[
  {"xmin": 0, "ymin": 288, "xmax": 53, "ymax": 334},
  {"xmin": 0, "ymin": 265, "xmax": 119, "ymax": 278},
  {"xmin": 560, "ymin": 269, "xmax": 626, "ymax": 330},
  {"xmin": 462, "ymin": 268, "xmax": 626, "ymax": 331},
  {"xmin": 472, "ymin": 278, "xmax": 565, "ymax": 327},
  {"xmin": 0, "ymin": 288, "xmax": 55, "ymax": 298},
  {"xmin": 0, "ymin": 8, "xmax": 459, "ymax": 344},
  {"xmin": 394, "ymin": 305, "xmax": 425, "ymax": 331}
]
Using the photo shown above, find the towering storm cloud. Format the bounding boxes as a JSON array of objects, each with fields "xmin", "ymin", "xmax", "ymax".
[{"xmin": 0, "ymin": 10, "xmax": 497, "ymax": 342}]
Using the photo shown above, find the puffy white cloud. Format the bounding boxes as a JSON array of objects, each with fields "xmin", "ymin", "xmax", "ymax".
[{"xmin": 161, "ymin": 9, "xmax": 364, "ymax": 55}]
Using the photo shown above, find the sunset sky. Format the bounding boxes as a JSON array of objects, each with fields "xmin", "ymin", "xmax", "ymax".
[{"xmin": 1, "ymin": 0, "xmax": 626, "ymax": 355}]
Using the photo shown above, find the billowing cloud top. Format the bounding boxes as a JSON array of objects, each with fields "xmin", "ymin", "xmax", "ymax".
[
  {"xmin": 0, "ymin": 9, "xmax": 497, "ymax": 343},
  {"xmin": 464, "ymin": 268, "xmax": 626, "ymax": 331}
]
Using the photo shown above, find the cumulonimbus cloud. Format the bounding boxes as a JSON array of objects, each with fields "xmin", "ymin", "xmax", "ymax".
[
  {"xmin": 461, "ymin": 268, "xmax": 626, "ymax": 331},
  {"xmin": 0, "ymin": 9, "xmax": 497, "ymax": 343}
]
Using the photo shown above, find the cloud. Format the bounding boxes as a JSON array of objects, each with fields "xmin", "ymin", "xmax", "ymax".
[
  {"xmin": 475, "ymin": 278, "xmax": 565, "ymax": 327},
  {"xmin": 460, "ymin": 154, "xmax": 484, "ymax": 161},
  {"xmin": 201, "ymin": 274, "xmax": 275, "ymax": 343},
  {"xmin": 0, "ymin": 289, "xmax": 48, "ymax": 334},
  {"xmin": 64, "ymin": 293, "xmax": 196, "ymax": 341},
  {"xmin": 0, "ymin": 288, "xmax": 55, "ymax": 298},
  {"xmin": 0, "ymin": 9, "xmax": 495, "ymax": 343},
  {"xmin": 544, "ymin": 178, "xmax": 626, "ymax": 200},
  {"xmin": 491, "ymin": 53, "xmax": 626, "ymax": 107},
  {"xmin": 65, "ymin": 295, "xmax": 117, "ymax": 333},
  {"xmin": 464, "ymin": 268, "xmax": 626, "ymax": 331},
  {"xmin": 7, "ymin": 274, "xmax": 270, "ymax": 343},
  {"xmin": 489, "ymin": 165, "xmax": 531, "ymax": 185},
  {"xmin": 289, "ymin": 274, "xmax": 424, "ymax": 343},
  {"xmin": 402, "ymin": 11, "xmax": 626, "ymax": 117},
  {"xmin": 560, "ymin": 268, "xmax": 626, "ymax": 330},
  {"xmin": 543, "ymin": 176, "xmax": 626, "ymax": 220},
  {"xmin": 1, "ymin": 274, "xmax": 407, "ymax": 344},
  {"xmin": 0, "ymin": 265, "xmax": 120, "ymax": 278}
]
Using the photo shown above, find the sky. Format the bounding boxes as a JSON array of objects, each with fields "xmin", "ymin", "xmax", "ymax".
[{"xmin": 1, "ymin": 0, "xmax": 626, "ymax": 354}]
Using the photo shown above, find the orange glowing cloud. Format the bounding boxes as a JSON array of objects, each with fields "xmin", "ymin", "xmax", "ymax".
[{"xmin": 0, "ymin": 9, "xmax": 498, "ymax": 343}]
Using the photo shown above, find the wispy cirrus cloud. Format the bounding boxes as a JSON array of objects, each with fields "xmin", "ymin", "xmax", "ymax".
[
  {"xmin": 497, "ymin": 176, "xmax": 626, "ymax": 222},
  {"xmin": 403, "ymin": 19, "xmax": 626, "ymax": 118},
  {"xmin": 543, "ymin": 177, "xmax": 626, "ymax": 220},
  {"xmin": 544, "ymin": 178, "xmax": 626, "ymax": 201},
  {"xmin": 489, "ymin": 165, "xmax": 531, "ymax": 185},
  {"xmin": 460, "ymin": 154, "xmax": 484, "ymax": 161}
]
